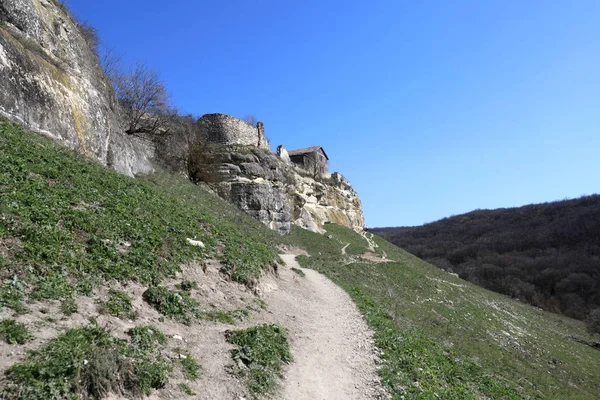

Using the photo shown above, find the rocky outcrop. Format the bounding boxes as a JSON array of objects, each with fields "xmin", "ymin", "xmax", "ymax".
[
  {"xmin": 190, "ymin": 146, "xmax": 293, "ymax": 234},
  {"xmin": 293, "ymin": 172, "xmax": 364, "ymax": 233},
  {"xmin": 189, "ymin": 144, "xmax": 364, "ymax": 234},
  {"xmin": 0, "ymin": 0, "xmax": 153, "ymax": 176},
  {"xmin": 0, "ymin": 1, "xmax": 363, "ymax": 234}
]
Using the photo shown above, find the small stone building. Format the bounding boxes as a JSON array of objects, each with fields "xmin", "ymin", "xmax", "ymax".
[{"xmin": 288, "ymin": 146, "xmax": 329, "ymax": 175}]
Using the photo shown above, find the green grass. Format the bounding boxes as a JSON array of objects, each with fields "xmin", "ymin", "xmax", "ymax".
[
  {"xmin": 101, "ymin": 289, "xmax": 135, "ymax": 319},
  {"xmin": 290, "ymin": 267, "xmax": 305, "ymax": 277},
  {"xmin": 60, "ymin": 297, "xmax": 78, "ymax": 315},
  {"xmin": 176, "ymin": 349, "xmax": 201, "ymax": 381},
  {"xmin": 178, "ymin": 382, "xmax": 195, "ymax": 395},
  {"xmin": 286, "ymin": 224, "xmax": 600, "ymax": 399},
  {"xmin": 227, "ymin": 324, "xmax": 292, "ymax": 397},
  {"xmin": 200, "ymin": 309, "xmax": 250, "ymax": 324},
  {"xmin": 1, "ymin": 325, "xmax": 172, "ymax": 399},
  {"xmin": 0, "ymin": 119, "xmax": 277, "ymax": 307},
  {"xmin": 0, "ymin": 319, "xmax": 32, "ymax": 344},
  {"xmin": 143, "ymin": 286, "xmax": 198, "ymax": 324},
  {"xmin": 128, "ymin": 325, "xmax": 167, "ymax": 353}
]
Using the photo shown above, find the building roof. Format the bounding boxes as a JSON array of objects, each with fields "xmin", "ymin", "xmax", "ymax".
[{"xmin": 287, "ymin": 146, "xmax": 329, "ymax": 160}]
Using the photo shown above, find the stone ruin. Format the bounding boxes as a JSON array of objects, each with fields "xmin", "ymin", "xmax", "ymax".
[{"xmin": 198, "ymin": 114, "xmax": 271, "ymax": 151}]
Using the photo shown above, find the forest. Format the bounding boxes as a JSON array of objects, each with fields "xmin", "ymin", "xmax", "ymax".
[{"xmin": 372, "ymin": 195, "xmax": 600, "ymax": 324}]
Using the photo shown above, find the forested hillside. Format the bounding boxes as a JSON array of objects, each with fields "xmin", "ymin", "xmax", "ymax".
[{"xmin": 372, "ymin": 196, "xmax": 600, "ymax": 323}]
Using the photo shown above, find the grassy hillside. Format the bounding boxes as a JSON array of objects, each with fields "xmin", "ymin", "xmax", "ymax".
[
  {"xmin": 0, "ymin": 118, "xmax": 286, "ymax": 398},
  {"xmin": 372, "ymin": 198, "xmax": 600, "ymax": 322},
  {"xmin": 286, "ymin": 225, "xmax": 600, "ymax": 399},
  {"xmin": 1, "ymin": 118, "xmax": 599, "ymax": 399}
]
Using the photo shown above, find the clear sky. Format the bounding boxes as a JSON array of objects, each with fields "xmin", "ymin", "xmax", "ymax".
[{"xmin": 67, "ymin": 0, "xmax": 600, "ymax": 227}]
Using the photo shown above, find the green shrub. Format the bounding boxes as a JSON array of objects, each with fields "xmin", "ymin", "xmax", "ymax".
[
  {"xmin": 102, "ymin": 289, "xmax": 135, "ymax": 319},
  {"xmin": 60, "ymin": 297, "xmax": 78, "ymax": 315},
  {"xmin": 0, "ymin": 283, "xmax": 26, "ymax": 313},
  {"xmin": 178, "ymin": 280, "xmax": 197, "ymax": 291},
  {"xmin": 227, "ymin": 324, "xmax": 292, "ymax": 396},
  {"xmin": 176, "ymin": 349, "xmax": 200, "ymax": 381},
  {"xmin": 178, "ymin": 382, "xmax": 195, "ymax": 395},
  {"xmin": 128, "ymin": 325, "xmax": 167, "ymax": 353},
  {"xmin": 0, "ymin": 319, "xmax": 32, "ymax": 344},
  {"xmin": 143, "ymin": 286, "xmax": 198, "ymax": 324},
  {"xmin": 1, "ymin": 325, "xmax": 172, "ymax": 399}
]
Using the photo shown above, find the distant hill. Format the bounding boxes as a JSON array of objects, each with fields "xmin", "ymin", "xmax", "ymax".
[{"xmin": 372, "ymin": 196, "xmax": 600, "ymax": 321}]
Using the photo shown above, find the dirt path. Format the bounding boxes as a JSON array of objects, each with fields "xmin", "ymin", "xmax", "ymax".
[
  {"xmin": 1, "ymin": 255, "xmax": 386, "ymax": 400},
  {"xmin": 359, "ymin": 231, "xmax": 378, "ymax": 252},
  {"xmin": 341, "ymin": 242, "xmax": 350, "ymax": 255},
  {"xmin": 264, "ymin": 254, "xmax": 385, "ymax": 400}
]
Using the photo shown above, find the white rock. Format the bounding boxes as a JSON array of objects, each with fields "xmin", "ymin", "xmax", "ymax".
[{"xmin": 186, "ymin": 238, "xmax": 205, "ymax": 248}]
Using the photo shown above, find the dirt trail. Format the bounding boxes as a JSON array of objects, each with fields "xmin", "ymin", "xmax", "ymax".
[
  {"xmin": 1, "ymin": 255, "xmax": 386, "ymax": 400},
  {"xmin": 359, "ymin": 231, "xmax": 378, "ymax": 252},
  {"xmin": 266, "ymin": 253, "xmax": 385, "ymax": 400}
]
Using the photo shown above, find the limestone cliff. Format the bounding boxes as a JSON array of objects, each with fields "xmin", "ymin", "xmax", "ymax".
[
  {"xmin": 188, "ymin": 143, "xmax": 364, "ymax": 234},
  {"xmin": 0, "ymin": 0, "xmax": 152, "ymax": 176},
  {"xmin": 292, "ymin": 172, "xmax": 364, "ymax": 233},
  {"xmin": 0, "ymin": 1, "xmax": 363, "ymax": 234}
]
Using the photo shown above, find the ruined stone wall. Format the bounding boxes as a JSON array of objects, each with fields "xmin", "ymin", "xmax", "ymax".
[
  {"xmin": 198, "ymin": 113, "xmax": 271, "ymax": 151},
  {"xmin": 0, "ymin": 0, "xmax": 153, "ymax": 177}
]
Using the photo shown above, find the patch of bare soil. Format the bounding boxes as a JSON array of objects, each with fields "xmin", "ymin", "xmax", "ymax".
[
  {"xmin": 0, "ymin": 255, "xmax": 386, "ymax": 399},
  {"xmin": 359, "ymin": 252, "xmax": 391, "ymax": 263}
]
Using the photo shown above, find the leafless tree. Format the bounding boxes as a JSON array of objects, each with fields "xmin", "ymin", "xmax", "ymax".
[
  {"xmin": 154, "ymin": 113, "xmax": 207, "ymax": 173},
  {"xmin": 100, "ymin": 46, "xmax": 122, "ymax": 82},
  {"xmin": 113, "ymin": 62, "xmax": 172, "ymax": 135},
  {"xmin": 77, "ymin": 21, "xmax": 100, "ymax": 55},
  {"xmin": 243, "ymin": 115, "xmax": 258, "ymax": 127}
]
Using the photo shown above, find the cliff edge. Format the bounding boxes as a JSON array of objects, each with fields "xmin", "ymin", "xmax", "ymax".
[{"xmin": 0, "ymin": 0, "xmax": 153, "ymax": 176}]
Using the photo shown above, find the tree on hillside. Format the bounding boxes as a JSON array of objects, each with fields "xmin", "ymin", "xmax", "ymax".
[
  {"xmin": 243, "ymin": 115, "xmax": 258, "ymax": 127},
  {"xmin": 154, "ymin": 113, "xmax": 207, "ymax": 174},
  {"xmin": 113, "ymin": 62, "xmax": 172, "ymax": 135}
]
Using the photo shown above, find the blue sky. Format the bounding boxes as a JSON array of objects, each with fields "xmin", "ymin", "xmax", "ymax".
[{"xmin": 68, "ymin": 0, "xmax": 600, "ymax": 227}]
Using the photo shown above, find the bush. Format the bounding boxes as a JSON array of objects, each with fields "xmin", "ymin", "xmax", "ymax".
[
  {"xmin": 1, "ymin": 325, "xmax": 172, "ymax": 399},
  {"xmin": 227, "ymin": 324, "xmax": 292, "ymax": 396},
  {"xmin": 143, "ymin": 286, "xmax": 198, "ymax": 324},
  {"xmin": 0, "ymin": 319, "xmax": 32, "ymax": 344},
  {"xmin": 176, "ymin": 349, "xmax": 200, "ymax": 381},
  {"xmin": 102, "ymin": 289, "xmax": 135, "ymax": 319},
  {"xmin": 128, "ymin": 325, "xmax": 167, "ymax": 353}
]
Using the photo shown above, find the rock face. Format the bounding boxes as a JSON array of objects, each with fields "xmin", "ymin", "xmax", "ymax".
[
  {"xmin": 0, "ymin": 1, "xmax": 363, "ymax": 234},
  {"xmin": 189, "ymin": 144, "xmax": 364, "ymax": 234},
  {"xmin": 293, "ymin": 172, "xmax": 364, "ymax": 233},
  {"xmin": 0, "ymin": 0, "xmax": 153, "ymax": 176},
  {"xmin": 190, "ymin": 146, "xmax": 293, "ymax": 234}
]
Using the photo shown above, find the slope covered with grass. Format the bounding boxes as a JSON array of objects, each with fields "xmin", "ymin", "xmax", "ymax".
[
  {"xmin": 372, "ymin": 197, "xmax": 600, "ymax": 322},
  {"xmin": 286, "ymin": 224, "xmax": 600, "ymax": 399},
  {"xmin": 0, "ymin": 118, "xmax": 277, "ymax": 311},
  {"xmin": 2, "ymin": 118, "xmax": 600, "ymax": 399},
  {"xmin": 0, "ymin": 119, "xmax": 285, "ymax": 398}
]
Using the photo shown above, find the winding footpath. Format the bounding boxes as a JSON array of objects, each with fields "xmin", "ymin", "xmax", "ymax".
[{"xmin": 265, "ymin": 254, "xmax": 385, "ymax": 400}]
